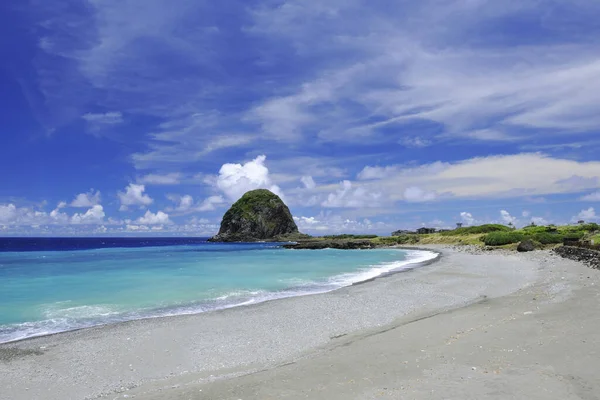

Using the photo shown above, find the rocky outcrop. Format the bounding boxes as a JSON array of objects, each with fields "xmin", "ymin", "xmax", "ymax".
[
  {"xmin": 209, "ymin": 189, "xmax": 299, "ymax": 242},
  {"xmin": 554, "ymin": 246, "xmax": 600, "ymax": 270},
  {"xmin": 282, "ymin": 240, "xmax": 377, "ymax": 250},
  {"xmin": 517, "ymin": 239, "xmax": 536, "ymax": 252}
]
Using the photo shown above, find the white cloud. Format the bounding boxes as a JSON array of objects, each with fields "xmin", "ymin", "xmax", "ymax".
[
  {"xmin": 197, "ymin": 195, "xmax": 225, "ymax": 211},
  {"xmin": 70, "ymin": 190, "xmax": 101, "ymax": 208},
  {"xmin": 136, "ymin": 210, "xmax": 171, "ymax": 225},
  {"xmin": 301, "ymin": 176, "xmax": 316, "ymax": 189},
  {"xmin": 247, "ymin": 1, "xmax": 600, "ymax": 145},
  {"xmin": 399, "ymin": 136, "xmax": 431, "ymax": 148},
  {"xmin": 581, "ymin": 191, "xmax": 600, "ymax": 201},
  {"xmin": 572, "ymin": 207, "xmax": 597, "ymax": 222},
  {"xmin": 216, "ymin": 155, "xmax": 282, "ymax": 201},
  {"xmin": 322, "ymin": 180, "xmax": 382, "ymax": 208},
  {"xmin": 460, "ymin": 212, "xmax": 475, "ymax": 226},
  {"xmin": 293, "ymin": 214, "xmax": 391, "ymax": 234},
  {"xmin": 357, "ymin": 154, "xmax": 600, "ymax": 202},
  {"xmin": 531, "ymin": 217, "xmax": 549, "ymax": 226},
  {"xmin": 71, "ymin": 205, "xmax": 105, "ymax": 224},
  {"xmin": 0, "ymin": 204, "xmax": 18, "ymax": 224},
  {"xmin": 500, "ymin": 210, "xmax": 517, "ymax": 225},
  {"xmin": 357, "ymin": 165, "xmax": 400, "ymax": 181},
  {"xmin": 138, "ymin": 173, "xmax": 182, "ymax": 185},
  {"xmin": 522, "ymin": 210, "xmax": 531, "ymax": 217},
  {"xmin": 166, "ymin": 194, "xmax": 225, "ymax": 215},
  {"xmin": 126, "ymin": 224, "xmax": 150, "ymax": 232},
  {"xmin": 403, "ymin": 187, "xmax": 436, "ymax": 203},
  {"xmin": 82, "ymin": 111, "xmax": 123, "ymax": 124},
  {"xmin": 0, "ymin": 203, "xmax": 106, "ymax": 226},
  {"xmin": 118, "ymin": 184, "xmax": 153, "ymax": 211},
  {"xmin": 168, "ymin": 194, "xmax": 194, "ymax": 212}
]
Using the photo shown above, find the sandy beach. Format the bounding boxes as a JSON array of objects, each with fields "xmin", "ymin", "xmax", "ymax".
[{"xmin": 1, "ymin": 246, "xmax": 599, "ymax": 400}]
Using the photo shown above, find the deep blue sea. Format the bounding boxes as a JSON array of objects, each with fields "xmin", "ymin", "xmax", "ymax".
[{"xmin": 0, "ymin": 238, "xmax": 436, "ymax": 343}]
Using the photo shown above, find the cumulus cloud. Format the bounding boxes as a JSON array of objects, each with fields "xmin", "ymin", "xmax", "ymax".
[
  {"xmin": 118, "ymin": 184, "xmax": 153, "ymax": 211},
  {"xmin": 70, "ymin": 190, "xmax": 101, "ymax": 208},
  {"xmin": 531, "ymin": 216, "xmax": 549, "ymax": 226},
  {"xmin": 0, "ymin": 204, "xmax": 18, "ymax": 224},
  {"xmin": 168, "ymin": 194, "xmax": 194, "ymax": 212},
  {"xmin": 0, "ymin": 203, "xmax": 106, "ymax": 226},
  {"xmin": 460, "ymin": 212, "xmax": 475, "ymax": 226},
  {"xmin": 198, "ymin": 195, "xmax": 225, "ymax": 211},
  {"xmin": 500, "ymin": 210, "xmax": 517, "ymax": 225},
  {"xmin": 322, "ymin": 180, "xmax": 382, "ymax": 208},
  {"xmin": 138, "ymin": 173, "xmax": 182, "ymax": 185},
  {"xmin": 71, "ymin": 205, "xmax": 106, "ymax": 224},
  {"xmin": 572, "ymin": 207, "xmax": 598, "ymax": 222},
  {"xmin": 166, "ymin": 194, "xmax": 225, "ymax": 215},
  {"xmin": 216, "ymin": 155, "xmax": 282, "ymax": 201},
  {"xmin": 136, "ymin": 210, "xmax": 171, "ymax": 225},
  {"xmin": 293, "ymin": 214, "xmax": 391, "ymax": 234}
]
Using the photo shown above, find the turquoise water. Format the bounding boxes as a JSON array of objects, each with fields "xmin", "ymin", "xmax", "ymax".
[{"xmin": 0, "ymin": 242, "xmax": 435, "ymax": 343}]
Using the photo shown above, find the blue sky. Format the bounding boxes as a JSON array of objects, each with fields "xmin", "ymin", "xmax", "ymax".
[{"xmin": 1, "ymin": 0, "xmax": 600, "ymax": 236}]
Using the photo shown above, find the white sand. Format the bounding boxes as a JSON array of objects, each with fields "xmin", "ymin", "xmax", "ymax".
[{"xmin": 1, "ymin": 247, "xmax": 598, "ymax": 400}]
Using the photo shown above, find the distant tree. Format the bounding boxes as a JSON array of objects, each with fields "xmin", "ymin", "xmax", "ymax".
[
  {"xmin": 456, "ymin": 222, "xmax": 463, "ymax": 228},
  {"xmin": 578, "ymin": 220, "xmax": 585, "ymax": 225}
]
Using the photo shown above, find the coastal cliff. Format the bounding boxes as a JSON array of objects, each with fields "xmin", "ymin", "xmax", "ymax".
[{"xmin": 209, "ymin": 189, "xmax": 300, "ymax": 242}]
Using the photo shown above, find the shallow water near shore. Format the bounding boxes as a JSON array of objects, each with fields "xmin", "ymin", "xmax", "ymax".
[{"xmin": 0, "ymin": 239, "xmax": 436, "ymax": 343}]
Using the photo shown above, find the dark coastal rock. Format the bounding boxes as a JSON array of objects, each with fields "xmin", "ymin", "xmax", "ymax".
[
  {"xmin": 554, "ymin": 246, "xmax": 600, "ymax": 270},
  {"xmin": 282, "ymin": 240, "xmax": 377, "ymax": 250},
  {"xmin": 209, "ymin": 189, "xmax": 299, "ymax": 242},
  {"xmin": 392, "ymin": 229, "xmax": 415, "ymax": 236},
  {"xmin": 517, "ymin": 239, "xmax": 536, "ymax": 252}
]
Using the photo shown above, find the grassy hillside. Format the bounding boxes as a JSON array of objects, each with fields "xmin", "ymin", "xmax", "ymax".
[{"xmin": 305, "ymin": 223, "xmax": 599, "ymax": 249}]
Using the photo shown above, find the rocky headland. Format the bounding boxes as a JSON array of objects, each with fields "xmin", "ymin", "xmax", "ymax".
[{"xmin": 209, "ymin": 189, "xmax": 303, "ymax": 242}]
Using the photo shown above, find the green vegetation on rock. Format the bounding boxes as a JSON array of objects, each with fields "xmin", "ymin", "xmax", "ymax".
[
  {"xmin": 324, "ymin": 234, "xmax": 379, "ymax": 239},
  {"xmin": 209, "ymin": 189, "xmax": 300, "ymax": 242},
  {"xmin": 439, "ymin": 224, "xmax": 512, "ymax": 236},
  {"xmin": 482, "ymin": 232, "xmax": 525, "ymax": 246},
  {"xmin": 372, "ymin": 235, "xmax": 420, "ymax": 245}
]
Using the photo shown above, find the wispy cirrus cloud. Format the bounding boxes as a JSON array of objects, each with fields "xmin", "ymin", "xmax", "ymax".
[
  {"xmin": 246, "ymin": 0, "xmax": 600, "ymax": 144},
  {"xmin": 28, "ymin": 0, "xmax": 600, "ymax": 170},
  {"xmin": 82, "ymin": 112, "xmax": 123, "ymax": 125}
]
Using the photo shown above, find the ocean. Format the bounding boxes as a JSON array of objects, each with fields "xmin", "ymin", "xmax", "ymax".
[{"xmin": 0, "ymin": 238, "xmax": 436, "ymax": 343}]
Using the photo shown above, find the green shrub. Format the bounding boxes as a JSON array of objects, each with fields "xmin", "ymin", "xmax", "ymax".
[
  {"xmin": 440, "ymin": 224, "xmax": 512, "ymax": 236},
  {"xmin": 482, "ymin": 232, "xmax": 525, "ymax": 246},
  {"xmin": 517, "ymin": 225, "xmax": 549, "ymax": 235},
  {"xmin": 563, "ymin": 232, "xmax": 585, "ymax": 240},
  {"xmin": 374, "ymin": 235, "xmax": 420, "ymax": 245},
  {"xmin": 532, "ymin": 232, "xmax": 564, "ymax": 244},
  {"xmin": 323, "ymin": 234, "xmax": 379, "ymax": 239},
  {"xmin": 581, "ymin": 223, "xmax": 600, "ymax": 232}
]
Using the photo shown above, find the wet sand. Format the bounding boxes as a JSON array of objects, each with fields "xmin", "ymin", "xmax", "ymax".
[{"xmin": 2, "ymin": 247, "xmax": 598, "ymax": 400}]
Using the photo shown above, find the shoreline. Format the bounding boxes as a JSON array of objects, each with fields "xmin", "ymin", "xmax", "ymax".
[
  {"xmin": 0, "ymin": 247, "xmax": 437, "ymax": 346},
  {"xmin": 2, "ymin": 246, "xmax": 594, "ymax": 400}
]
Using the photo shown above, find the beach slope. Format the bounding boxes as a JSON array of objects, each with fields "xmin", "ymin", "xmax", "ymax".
[{"xmin": 1, "ymin": 247, "xmax": 598, "ymax": 400}]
